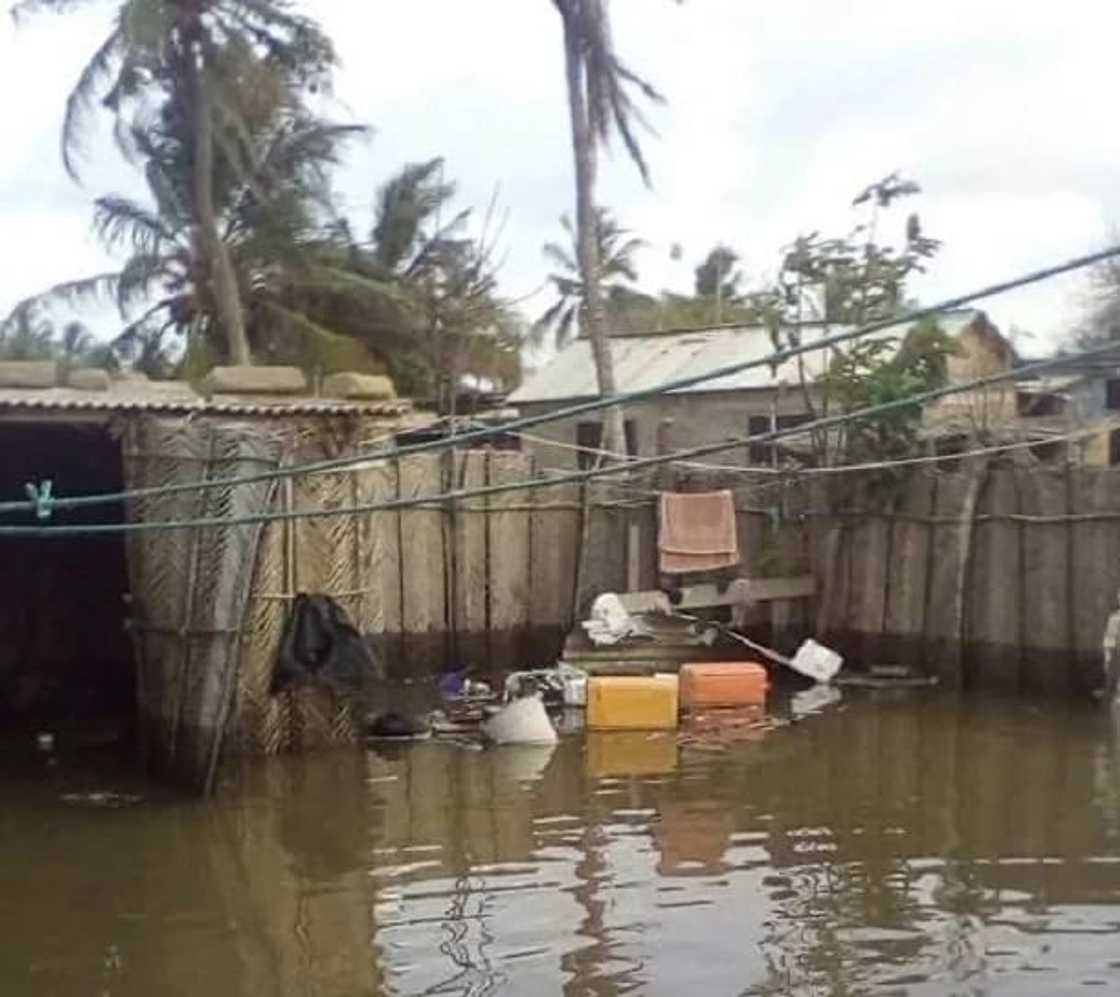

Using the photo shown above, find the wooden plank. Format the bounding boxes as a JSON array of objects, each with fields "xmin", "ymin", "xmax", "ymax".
[
  {"xmin": 451, "ymin": 451, "xmax": 488, "ymax": 671},
  {"xmin": 924, "ymin": 470, "xmax": 978, "ymax": 689},
  {"xmin": 358, "ymin": 460, "xmax": 402, "ymax": 674},
  {"xmin": 626, "ymin": 516, "xmax": 641, "ymax": 592},
  {"xmin": 1071, "ymin": 466, "xmax": 1120, "ymax": 696},
  {"xmin": 487, "ymin": 451, "xmax": 533, "ymax": 671},
  {"xmin": 1019, "ymin": 467, "xmax": 1072, "ymax": 695},
  {"xmin": 528, "ymin": 477, "xmax": 581, "ymax": 668},
  {"xmin": 617, "ymin": 575, "xmax": 815, "ymax": 614},
  {"xmin": 882, "ymin": 472, "xmax": 936, "ymax": 668},
  {"xmin": 580, "ymin": 483, "xmax": 627, "ymax": 610},
  {"xmin": 814, "ymin": 520, "xmax": 852, "ymax": 656},
  {"xmin": 635, "ymin": 498, "xmax": 659, "ymax": 591},
  {"xmin": 965, "ymin": 468, "xmax": 1021, "ymax": 691},
  {"xmin": 847, "ymin": 503, "xmax": 891, "ymax": 666},
  {"xmin": 398, "ymin": 454, "xmax": 447, "ymax": 675}
]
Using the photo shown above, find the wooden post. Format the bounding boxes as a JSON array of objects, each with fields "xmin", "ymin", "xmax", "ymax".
[
  {"xmin": 571, "ymin": 480, "xmax": 593, "ymax": 623},
  {"xmin": 884, "ymin": 472, "xmax": 936, "ymax": 668},
  {"xmin": 452, "ymin": 451, "xmax": 487, "ymax": 670},
  {"xmin": 442, "ymin": 447, "xmax": 458, "ymax": 667},
  {"xmin": 1019, "ymin": 468, "xmax": 1070, "ymax": 695},
  {"xmin": 399, "ymin": 455, "xmax": 448, "ymax": 675},
  {"xmin": 967, "ymin": 467, "xmax": 1021, "ymax": 692},
  {"xmin": 487, "ymin": 451, "xmax": 533, "ymax": 671},
  {"xmin": 529, "ymin": 474, "xmax": 581, "ymax": 667},
  {"xmin": 626, "ymin": 518, "xmax": 641, "ymax": 593}
]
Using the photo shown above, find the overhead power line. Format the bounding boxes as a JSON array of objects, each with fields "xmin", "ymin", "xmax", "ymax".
[
  {"xmin": 1, "ymin": 243, "xmax": 1119, "ymax": 520},
  {"xmin": 3, "ymin": 338, "xmax": 1118, "ymax": 537}
]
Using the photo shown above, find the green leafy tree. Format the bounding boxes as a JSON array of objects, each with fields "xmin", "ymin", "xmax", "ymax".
[
  {"xmin": 694, "ymin": 244, "xmax": 742, "ymax": 311},
  {"xmin": 535, "ymin": 209, "xmax": 646, "ymax": 349},
  {"xmin": 754, "ymin": 172, "xmax": 943, "ymax": 465},
  {"xmin": 818, "ymin": 317, "xmax": 957, "ymax": 466}
]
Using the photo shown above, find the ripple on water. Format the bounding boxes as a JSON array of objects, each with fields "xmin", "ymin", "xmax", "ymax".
[{"xmin": 6, "ymin": 693, "xmax": 1120, "ymax": 995}]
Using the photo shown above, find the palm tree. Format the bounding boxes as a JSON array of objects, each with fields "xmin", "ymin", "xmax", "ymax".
[
  {"xmin": 4, "ymin": 102, "xmax": 375, "ymax": 375},
  {"xmin": 0, "ymin": 309, "xmax": 56, "ymax": 361},
  {"xmin": 0, "ymin": 312, "xmax": 115, "ymax": 370},
  {"xmin": 357, "ymin": 160, "xmax": 522, "ymax": 405},
  {"xmin": 11, "ymin": 0, "xmax": 337, "ymax": 365},
  {"xmin": 551, "ymin": 0, "xmax": 668, "ymax": 455},
  {"xmin": 535, "ymin": 209, "xmax": 645, "ymax": 349}
]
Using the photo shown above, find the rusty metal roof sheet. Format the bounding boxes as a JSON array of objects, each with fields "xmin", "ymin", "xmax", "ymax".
[{"xmin": 0, "ymin": 381, "xmax": 413, "ymax": 418}]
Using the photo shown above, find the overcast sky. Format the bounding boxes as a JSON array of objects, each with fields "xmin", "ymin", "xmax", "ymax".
[{"xmin": 1, "ymin": 0, "xmax": 1116, "ymax": 355}]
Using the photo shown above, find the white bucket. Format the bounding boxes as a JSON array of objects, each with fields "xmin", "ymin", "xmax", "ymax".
[
  {"xmin": 491, "ymin": 744, "xmax": 557, "ymax": 785},
  {"xmin": 482, "ymin": 695, "xmax": 558, "ymax": 745}
]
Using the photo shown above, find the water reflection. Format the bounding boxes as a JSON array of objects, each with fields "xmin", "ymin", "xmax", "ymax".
[{"xmin": 3, "ymin": 692, "xmax": 1120, "ymax": 995}]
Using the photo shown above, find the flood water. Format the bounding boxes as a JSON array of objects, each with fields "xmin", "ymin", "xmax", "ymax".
[{"xmin": 4, "ymin": 690, "xmax": 1120, "ymax": 996}]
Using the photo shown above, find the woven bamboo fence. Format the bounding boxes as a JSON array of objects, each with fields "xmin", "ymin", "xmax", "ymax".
[{"xmin": 121, "ymin": 417, "xmax": 283, "ymax": 794}]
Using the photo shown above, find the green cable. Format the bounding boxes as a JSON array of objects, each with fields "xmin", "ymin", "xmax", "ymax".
[
  {"xmin": 2, "ymin": 242, "xmax": 1119, "ymax": 520},
  {"xmin": 3, "ymin": 339, "xmax": 1116, "ymax": 538}
]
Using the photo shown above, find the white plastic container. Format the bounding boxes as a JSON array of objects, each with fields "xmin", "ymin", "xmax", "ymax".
[
  {"xmin": 482, "ymin": 695, "xmax": 558, "ymax": 745},
  {"xmin": 559, "ymin": 664, "xmax": 588, "ymax": 707}
]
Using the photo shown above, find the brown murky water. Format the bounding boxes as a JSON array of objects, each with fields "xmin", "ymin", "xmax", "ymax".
[{"xmin": 4, "ymin": 689, "xmax": 1120, "ymax": 996}]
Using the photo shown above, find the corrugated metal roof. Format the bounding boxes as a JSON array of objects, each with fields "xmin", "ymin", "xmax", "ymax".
[
  {"xmin": 510, "ymin": 326, "xmax": 825, "ymax": 404},
  {"xmin": 0, "ymin": 381, "xmax": 413, "ymax": 418},
  {"xmin": 510, "ymin": 310, "xmax": 986, "ymax": 405},
  {"xmin": 1015, "ymin": 374, "xmax": 1084, "ymax": 394}
]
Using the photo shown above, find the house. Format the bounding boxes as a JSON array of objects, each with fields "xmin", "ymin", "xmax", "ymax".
[
  {"xmin": 921, "ymin": 309, "xmax": 1018, "ymax": 434},
  {"xmin": 508, "ymin": 309, "xmax": 1013, "ymax": 471},
  {"xmin": 1013, "ymin": 358, "xmax": 1120, "ymax": 465},
  {"xmin": 508, "ymin": 324, "xmax": 830, "ymax": 470}
]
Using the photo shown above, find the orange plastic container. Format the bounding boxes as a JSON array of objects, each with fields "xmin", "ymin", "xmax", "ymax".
[{"xmin": 679, "ymin": 662, "xmax": 769, "ymax": 710}]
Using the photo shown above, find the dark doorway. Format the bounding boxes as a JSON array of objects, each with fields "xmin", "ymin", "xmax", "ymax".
[{"xmin": 0, "ymin": 421, "xmax": 133, "ymax": 750}]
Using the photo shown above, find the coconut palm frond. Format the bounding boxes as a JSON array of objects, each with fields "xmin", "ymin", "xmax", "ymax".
[
  {"xmin": 584, "ymin": 9, "xmax": 664, "ymax": 185},
  {"xmin": 93, "ymin": 194, "xmax": 176, "ymax": 255},
  {"xmin": 60, "ymin": 24, "xmax": 126, "ymax": 181},
  {"xmin": 263, "ymin": 120, "xmax": 369, "ymax": 176},
  {"xmin": 10, "ymin": 0, "xmax": 95, "ymax": 25},
  {"xmin": 371, "ymin": 158, "xmax": 454, "ymax": 271},
  {"xmin": 290, "ymin": 266, "xmax": 417, "ymax": 310},
  {"xmin": 538, "ymin": 207, "xmax": 643, "ymax": 334},
  {"xmin": 0, "ymin": 271, "xmax": 122, "ymax": 335},
  {"xmin": 542, "ymin": 240, "xmax": 578, "ymax": 274},
  {"xmin": 116, "ymin": 251, "xmax": 179, "ymax": 313},
  {"xmin": 258, "ymin": 299, "xmax": 348, "ymax": 345}
]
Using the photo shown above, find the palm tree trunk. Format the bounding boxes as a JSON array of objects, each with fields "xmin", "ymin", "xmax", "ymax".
[
  {"xmin": 190, "ymin": 50, "xmax": 251, "ymax": 366},
  {"xmin": 561, "ymin": 5, "xmax": 626, "ymax": 459}
]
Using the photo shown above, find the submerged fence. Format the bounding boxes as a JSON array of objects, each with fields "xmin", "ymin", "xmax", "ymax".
[
  {"xmin": 813, "ymin": 463, "xmax": 1120, "ymax": 696},
  {"xmin": 120, "ymin": 419, "xmax": 1120, "ymax": 790}
]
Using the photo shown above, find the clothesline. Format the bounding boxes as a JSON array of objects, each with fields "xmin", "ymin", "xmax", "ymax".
[{"xmin": 489, "ymin": 419, "xmax": 1120, "ymax": 482}]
